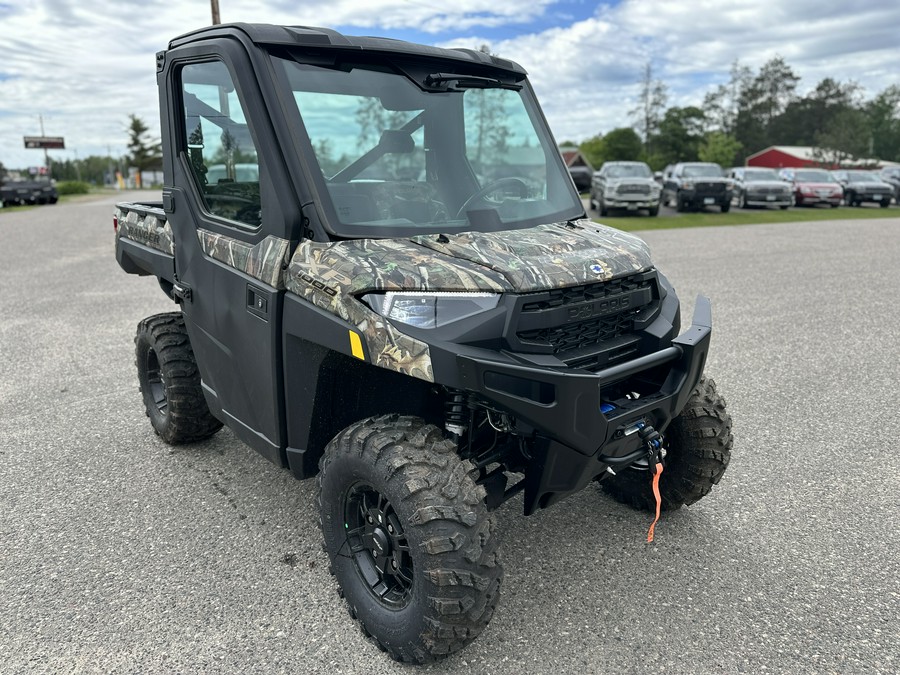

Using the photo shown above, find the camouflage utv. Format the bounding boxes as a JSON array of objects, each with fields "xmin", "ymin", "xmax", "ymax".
[{"xmin": 115, "ymin": 23, "xmax": 733, "ymax": 663}]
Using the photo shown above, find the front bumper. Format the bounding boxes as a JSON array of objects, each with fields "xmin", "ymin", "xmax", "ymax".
[
  {"xmin": 682, "ymin": 189, "xmax": 731, "ymax": 207},
  {"xmin": 797, "ymin": 192, "xmax": 841, "ymax": 206},
  {"xmin": 745, "ymin": 194, "xmax": 791, "ymax": 208},
  {"xmin": 456, "ymin": 296, "xmax": 713, "ymax": 514},
  {"xmin": 605, "ymin": 196, "xmax": 660, "ymax": 210}
]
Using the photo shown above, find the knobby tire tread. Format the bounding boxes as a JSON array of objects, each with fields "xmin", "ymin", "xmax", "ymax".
[
  {"xmin": 318, "ymin": 415, "xmax": 502, "ymax": 663},
  {"xmin": 135, "ymin": 312, "xmax": 222, "ymax": 444}
]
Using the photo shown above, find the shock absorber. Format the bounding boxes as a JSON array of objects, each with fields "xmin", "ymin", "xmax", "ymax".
[{"xmin": 444, "ymin": 389, "xmax": 467, "ymax": 438}]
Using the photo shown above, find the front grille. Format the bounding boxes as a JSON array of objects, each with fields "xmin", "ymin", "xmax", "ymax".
[
  {"xmin": 512, "ymin": 271, "xmax": 658, "ymax": 370},
  {"xmin": 518, "ymin": 311, "xmax": 634, "ymax": 352},
  {"xmin": 617, "ymin": 183, "xmax": 651, "ymax": 195},
  {"xmin": 520, "ymin": 274, "xmax": 651, "ymax": 313},
  {"xmin": 695, "ymin": 182, "xmax": 726, "ymax": 194}
]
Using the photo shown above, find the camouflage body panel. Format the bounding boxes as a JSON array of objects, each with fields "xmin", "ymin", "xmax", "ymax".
[
  {"xmin": 286, "ymin": 238, "xmax": 513, "ymax": 383},
  {"xmin": 196, "ymin": 229, "xmax": 290, "ymax": 289},
  {"xmin": 116, "ymin": 205, "xmax": 174, "ymax": 256},
  {"xmin": 410, "ymin": 219, "xmax": 653, "ymax": 290},
  {"xmin": 284, "ymin": 219, "xmax": 652, "ymax": 382}
]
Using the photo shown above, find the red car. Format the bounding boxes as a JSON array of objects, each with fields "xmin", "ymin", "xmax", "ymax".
[{"xmin": 778, "ymin": 168, "xmax": 843, "ymax": 207}]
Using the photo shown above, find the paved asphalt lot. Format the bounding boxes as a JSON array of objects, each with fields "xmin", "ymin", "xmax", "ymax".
[{"xmin": 1, "ymin": 192, "xmax": 898, "ymax": 674}]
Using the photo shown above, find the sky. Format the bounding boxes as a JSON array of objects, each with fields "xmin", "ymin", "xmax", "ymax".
[{"xmin": 1, "ymin": 0, "xmax": 899, "ymax": 171}]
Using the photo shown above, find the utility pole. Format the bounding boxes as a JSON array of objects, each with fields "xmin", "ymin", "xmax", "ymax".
[
  {"xmin": 39, "ymin": 114, "xmax": 50, "ymax": 178},
  {"xmin": 211, "ymin": 0, "xmax": 220, "ymax": 25}
]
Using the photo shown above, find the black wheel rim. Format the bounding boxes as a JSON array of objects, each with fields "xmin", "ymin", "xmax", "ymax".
[
  {"xmin": 342, "ymin": 483, "xmax": 413, "ymax": 608},
  {"xmin": 145, "ymin": 348, "xmax": 167, "ymax": 415}
]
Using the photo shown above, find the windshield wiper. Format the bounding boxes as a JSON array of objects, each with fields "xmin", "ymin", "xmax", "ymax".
[{"xmin": 424, "ymin": 72, "xmax": 522, "ymax": 91}]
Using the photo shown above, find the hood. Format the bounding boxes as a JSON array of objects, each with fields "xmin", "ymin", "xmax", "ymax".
[
  {"xmin": 796, "ymin": 182, "xmax": 841, "ymax": 190},
  {"xmin": 410, "ymin": 219, "xmax": 652, "ymax": 292},
  {"xmin": 848, "ymin": 180, "xmax": 892, "ymax": 189},
  {"xmin": 744, "ymin": 181, "xmax": 789, "ymax": 189},
  {"xmin": 286, "ymin": 219, "xmax": 653, "ymax": 297}
]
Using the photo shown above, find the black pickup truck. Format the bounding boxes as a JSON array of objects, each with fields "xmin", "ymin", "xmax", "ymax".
[
  {"xmin": 662, "ymin": 162, "xmax": 732, "ymax": 212},
  {"xmin": 114, "ymin": 23, "xmax": 733, "ymax": 663}
]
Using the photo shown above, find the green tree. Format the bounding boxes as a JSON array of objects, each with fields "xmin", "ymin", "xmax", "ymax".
[
  {"xmin": 813, "ymin": 108, "xmax": 871, "ymax": 166},
  {"xmin": 770, "ymin": 78, "xmax": 862, "ymax": 147},
  {"xmin": 866, "ymin": 85, "xmax": 900, "ymax": 162},
  {"xmin": 698, "ymin": 132, "xmax": 742, "ymax": 167},
  {"xmin": 0, "ymin": 160, "xmax": 8, "ymax": 185},
  {"xmin": 578, "ymin": 134, "xmax": 605, "ymax": 168},
  {"xmin": 630, "ymin": 62, "xmax": 668, "ymax": 157},
  {"xmin": 703, "ymin": 60, "xmax": 752, "ymax": 134},
  {"xmin": 652, "ymin": 106, "xmax": 706, "ymax": 167},
  {"xmin": 734, "ymin": 56, "xmax": 800, "ymax": 154},
  {"xmin": 602, "ymin": 127, "xmax": 643, "ymax": 161},
  {"xmin": 126, "ymin": 114, "xmax": 162, "ymax": 171}
]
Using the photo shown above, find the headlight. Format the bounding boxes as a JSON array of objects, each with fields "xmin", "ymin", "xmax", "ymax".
[
  {"xmin": 361, "ymin": 291, "xmax": 500, "ymax": 329},
  {"xmin": 725, "ymin": 180, "xmax": 734, "ymax": 190},
  {"xmin": 682, "ymin": 181, "xmax": 694, "ymax": 189}
]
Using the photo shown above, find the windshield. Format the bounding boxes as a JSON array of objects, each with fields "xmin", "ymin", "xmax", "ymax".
[
  {"xmin": 794, "ymin": 170, "xmax": 832, "ymax": 182},
  {"xmin": 744, "ymin": 169, "xmax": 780, "ymax": 182},
  {"xmin": 607, "ymin": 164, "xmax": 651, "ymax": 179},
  {"xmin": 274, "ymin": 57, "xmax": 582, "ymax": 237},
  {"xmin": 849, "ymin": 172, "xmax": 878, "ymax": 182},
  {"xmin": 683, "ymin": 165, "xmax": 723, "ymax": 177}
]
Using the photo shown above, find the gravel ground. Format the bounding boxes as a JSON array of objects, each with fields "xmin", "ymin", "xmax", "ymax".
[{"xmin": 1, "ymin": 193, "xmax": 897, "ymax": 674}]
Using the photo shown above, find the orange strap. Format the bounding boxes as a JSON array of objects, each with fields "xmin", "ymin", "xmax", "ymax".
[{"xmin": 646, "ymin": 463, "xmax": 663, "ymax": 543}]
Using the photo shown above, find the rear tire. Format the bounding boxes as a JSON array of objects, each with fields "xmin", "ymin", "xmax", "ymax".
[
  {"xmin": 601, "ymin": 377, "xmax": 732, "ymax": 511},
  {"xmin": 135, "ymin": 312, "xmax": 222, "ymax": 444},
  {"xmin": 319, "ymin": 415, "xmax": 502, "ymax": 663}
]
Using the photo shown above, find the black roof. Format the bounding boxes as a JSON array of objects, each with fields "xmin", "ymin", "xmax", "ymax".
[{"xmin": 168, "ymin": 23, "xmax": 526, "ymax": 76}]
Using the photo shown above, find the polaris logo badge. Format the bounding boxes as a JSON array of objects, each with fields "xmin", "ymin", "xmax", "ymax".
[{"xmin": 567, "ymin": 294, "xmax": 631, "ymax": 320}]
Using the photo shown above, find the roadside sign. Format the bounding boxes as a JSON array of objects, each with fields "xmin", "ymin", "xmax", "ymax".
[{"xmin": 24, "ymin": 136, "xmax": 65, "ymax": 149}]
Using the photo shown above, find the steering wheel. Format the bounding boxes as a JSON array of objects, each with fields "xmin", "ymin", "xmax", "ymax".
[{"xmin": 455, "ymin": 177, "xmax": 530, "ymax": 219}]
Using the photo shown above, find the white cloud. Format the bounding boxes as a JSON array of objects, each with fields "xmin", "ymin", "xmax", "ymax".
[{"xmin": 1, "ymin": 1, "xmax": 899, "ymax": 171}]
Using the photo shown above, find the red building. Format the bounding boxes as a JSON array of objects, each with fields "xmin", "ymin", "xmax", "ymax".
[{"xmin": 746, "ymin": 145, "xmax": 885, "ymax": 170}]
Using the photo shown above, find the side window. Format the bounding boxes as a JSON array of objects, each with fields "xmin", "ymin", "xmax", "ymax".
[{"xmin": 181, "ymin": 61, "xmax": 262, "ymax": 227}]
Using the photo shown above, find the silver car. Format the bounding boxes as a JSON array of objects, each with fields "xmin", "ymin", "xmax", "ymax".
[{"xmin": 728, "ymin": 167, "xmax": 792, "ymax": 209}]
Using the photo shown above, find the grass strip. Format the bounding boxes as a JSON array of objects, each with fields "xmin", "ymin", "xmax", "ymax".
[{"xmin": 596, "ymin": 205, "xmax": 899, "ymax": 231}]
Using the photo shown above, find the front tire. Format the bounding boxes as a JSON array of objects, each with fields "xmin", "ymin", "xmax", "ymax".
[
  {"xmin": 319, "ymin": 415, "xmax": 502, "ymax": 663},
  {"xmin": 720, "ymin": 201, "xmax": 731, "ymax": 213},
  {"xmin": 135, "ymin": 312, "xmax": 222, "ymax": 444},
  {"xmin": 601, "ymin": 377, "xmax": 732, "ymax": 511}
]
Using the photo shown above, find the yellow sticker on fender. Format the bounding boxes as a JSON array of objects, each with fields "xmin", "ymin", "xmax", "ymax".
[{"xmin": 349, "ymin": 331, "xmax": 365, "ymax": 360}]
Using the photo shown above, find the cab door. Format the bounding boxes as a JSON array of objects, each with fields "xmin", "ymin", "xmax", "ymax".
[{"xmin": 163, "ymin": 55, "xmax": 294, "ymax": 466}]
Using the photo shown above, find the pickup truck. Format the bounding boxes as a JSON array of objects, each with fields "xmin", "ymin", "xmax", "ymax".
[
  {"xmin": 662, "ymin": 162, "xmax": 732, "ymax": 212},
  {"xmin": 589, "ymin": 160, "xmax": 661, "ymax": 216},
  {"xmin": 114, "ymin": 23, "xmax": 733, "ymax": 663}
]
